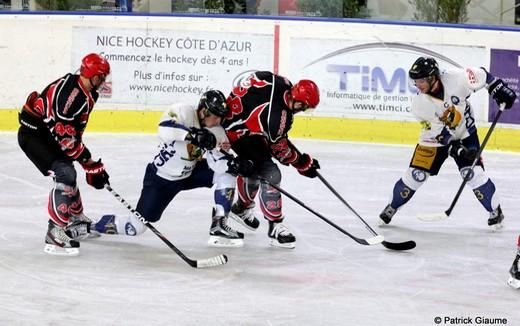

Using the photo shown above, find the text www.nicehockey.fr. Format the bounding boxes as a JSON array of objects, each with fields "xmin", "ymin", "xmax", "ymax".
[{"xmin": 433, "ymin": 316, "xmax": 508, "ymax": 325}]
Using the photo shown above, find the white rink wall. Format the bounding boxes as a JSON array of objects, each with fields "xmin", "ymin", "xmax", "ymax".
[{"xmin": 0, "ymin": 14, "xmax": 519, "ymax": 121}]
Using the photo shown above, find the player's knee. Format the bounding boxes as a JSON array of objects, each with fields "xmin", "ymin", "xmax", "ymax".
[
  {"xmin": 51, "ymin": 160, "xmax": 77, "ymax": 186},
  {"xmin": 126, "ymin": 215, "xmax": 147, "ymax": 236},
  {"xmin": 460, "ymin": 166, "xmax": 487, "ymax": 188},
  {"xmin": 213, "ymin": 172, "xmax": 236, "ymax": 190},
  {"xmin": 402, "ymin": 168, "xmax": 429, "ymax": 190},
  {"xmin": 260, "ymin": 164, "xmax": 281, "ymax": 185}
]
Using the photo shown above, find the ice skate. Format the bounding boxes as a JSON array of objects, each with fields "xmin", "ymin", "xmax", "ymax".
[
  {"xmin": 92, "ymin": 214, "xmax": 119, "ymax": 235},
  {"xmin": 208, "ymin": 214, "xmax": 244, "ymax": 248},
  {"xmin": 228, "ymin": 201, "xmax": 260, "ymax": 231},
  {"xmin": 379, "ymin": 204, "xmax": 397, "ymax": 225},
  {"xmin": 488, "ymin": 205, "xmax": 504, "ymax": 231},
  {"xmin": 70, "ymin": 213, "xmax": 100, "ymax": 239},
  {"xmin": 508, "ymin": 236, "xmax": 520, "ymax": 289},
  {"xmin": 508, "ymin": 257, "xmax": 520, "ymax": 289},
  {"xmin": 268, "ymin": 220, "xmax": 295, "ymax": 249},
  {"xmin": 44, "ymin": 221, "xmax": 80, "ymax": 256}
]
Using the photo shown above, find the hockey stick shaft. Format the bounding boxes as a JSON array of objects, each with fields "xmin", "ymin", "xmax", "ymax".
[
  {"xmin": 259, "ymin": 179, "xmax": 383, "ymax": 246},
  {"xmin": 105, "ymin": 185, "xmax": 227, "ymax": 268},
  {"xmin": 315, "ymin": 172, "xmax": 416, "ymax": 251},
  {"xmin": 443, "ymin": 104, "xmax": 505, "ymax": 217}
]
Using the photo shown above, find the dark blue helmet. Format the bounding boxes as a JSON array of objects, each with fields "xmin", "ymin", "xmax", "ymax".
[
  {"xmin": 199, "ymin": 90, "xmax": 228, "ymax": 118},
  {"xmin": 409, "ymin": 57, "xmax": 439, "ymax": 79}
]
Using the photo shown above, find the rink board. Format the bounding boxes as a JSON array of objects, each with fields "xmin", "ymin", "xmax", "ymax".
[{"xmin": 1, "ymin": 109, "xmax": 519, "ymax": 152}]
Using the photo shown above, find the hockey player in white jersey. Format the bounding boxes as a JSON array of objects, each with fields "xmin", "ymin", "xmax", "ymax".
[
  {"xmin": 93, "ymin": 90, "xmax": 254, "ymax": 247},
  {"xmin": 379, "ymin": 57, "xmax": 516, "ymax": 229}
]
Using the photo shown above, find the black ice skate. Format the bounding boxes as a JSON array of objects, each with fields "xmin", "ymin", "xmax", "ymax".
[
  {"xmin": 508, "ymin": 255, "xmax": 520, "ymax": 289},
  {"xmin": 508, "ymin": 236, "xmax": 520, "ymax": 289},
  {"xmin": 228, "ymin": 201, "xmax": 260, "ymax": 231},
  {"xmin": 268, "ymin": 220, "xmax": 295, "ymax": 249},
  {"xmin": 488, "ymin": 205, "xmax": 504, "ymax": 231},
  {"xmin": 379, "ymin": 204, "xmax": 397, "ymax": 225},
  {"xmin": 208, "ymin": 214, "xmax": 244, "ymax": 248},
  {"xmin": 44, "ymin": 220, "xmax": 80, "ymax": 256}
]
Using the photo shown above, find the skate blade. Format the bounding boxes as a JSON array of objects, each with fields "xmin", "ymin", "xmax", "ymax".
[
  {"xmin": 378, "ymin": 218, "xmax": 390, "ymax": 226},
  {"xmin": 207, "ymin": 236, "xmax": 244, "ymax": 248},
  {"xmin": 507, "ymin": 276, "xmax": 520, "ymax": 289},
  {"xmin": 489, "ymin": 223, "xmax": 504, "ymax": 232},
  {"xmin": 269, "ymin": 239, "xmax": 295, "ymax": 249},
  {"xmin": 44, "ymin": 244, "xmax": 79, "ymax": 256}
]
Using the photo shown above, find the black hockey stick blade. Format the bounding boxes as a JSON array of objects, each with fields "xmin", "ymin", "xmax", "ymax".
[
  {"xmin": 315, "ymin": 172, "xmax": 416, "ymax": 251},
  {"xmin": 382, "ymin": 240, "xmax": 416, "ymax": 251},
  {"xmin": 261, "ymin": 179, "xmax": 384, "ymax": 247}
]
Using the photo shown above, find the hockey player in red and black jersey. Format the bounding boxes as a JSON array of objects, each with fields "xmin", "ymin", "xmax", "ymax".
[
  {"xmin": 222, "ymin": 71, "xmax": 320, "ymax": 248},
  {"xmin": 18, "ymin": 53, "xmax": 111, "ymax": 256}
]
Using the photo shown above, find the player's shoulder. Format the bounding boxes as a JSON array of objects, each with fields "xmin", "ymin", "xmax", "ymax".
[{"xmin": 164, "ymin": 103, "xmax": 195, "ymax": 117}]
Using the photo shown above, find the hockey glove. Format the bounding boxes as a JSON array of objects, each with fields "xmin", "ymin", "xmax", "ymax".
[
  {"xmin": 227, "ymin": 157, "xmax": 255, "ymax": 177},
  {"xmin": 82, "ymin": 159, "xmax": 109, "ymax": 190},
  {"xmin": 488, "ymin": 79, "xmax": 517, "ymax": 109},
  {"xmin": 440, "ymin": 106, "xmax": 462, "ymax": 129},
  {"xmin": 292, "ymin": 153, "xmax": 320, "ymax": 178},
  {"xmin": 448, "ymin": 142, "xmax": 478, "ymax": 161},
  {"xmin": 190, "ymin": 128, "xmax": 217, "ymax": 150},
  {"xmin": 435, "ymin": 127, "xmax": 452, "ymax": 146}
]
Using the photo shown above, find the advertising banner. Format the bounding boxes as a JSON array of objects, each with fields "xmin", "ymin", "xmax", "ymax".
[
  {"xmin": 290, "ymin": 39, "xmax": 487, "ymax": 122},
  {"xmin": 72, "ymin": 27, "xmax": 273, "ymax": 107},
  {"xmin": 489, "ymin": 48, "xmax": 520, "ymax": 124}
]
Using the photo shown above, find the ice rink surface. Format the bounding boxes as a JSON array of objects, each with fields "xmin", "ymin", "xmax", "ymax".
[{"xmin": 0, "ymin": 132, "xmax": 518, "ymax": 326}]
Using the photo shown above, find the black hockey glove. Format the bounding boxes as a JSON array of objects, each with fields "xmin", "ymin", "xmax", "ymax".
[
  {"xmin": 227, "ymin": 157, "xmax": 255, "ymax": 177},
  {"xmin": 190, "ymin": 128, "xmax": 217, "ymax": 150},
  {"xmin": 488, "ymin": 79, "xmax": 517, "ymax": 109},
  {"xmin": 292, "ymin": 153, "xmax": 320, "ymax": 178},
  {"xmin": 82, "ymin": 159, "xmax": 109, "ymax": 190},
  {"xmin": 448, "ymin": 142, "xmax": 478, "ymax": 161}
]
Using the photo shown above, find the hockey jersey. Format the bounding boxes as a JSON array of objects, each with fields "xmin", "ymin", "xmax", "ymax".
[
  {"xmin": 152, "ymin": 104, "xmax": 229, "ymax": 181},
  {"xmin": 412, "ymin": 67, "xmax": 488, "ymax": 147},
  {"xmin": 222, "ymin": 71, "xmax": 301, "ymax": 165},
  {"xmin": 223, "ymin": 71, "xmax": 294, "ymax": 144},
  {"xmin": 24, "ymin": 73, "xmax": 98, "ymax": 162}
]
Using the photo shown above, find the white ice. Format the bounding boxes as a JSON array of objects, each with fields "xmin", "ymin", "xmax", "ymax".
[{"xmin": 0, "ymin": 132, "xmax": 518, "ymax": 326}]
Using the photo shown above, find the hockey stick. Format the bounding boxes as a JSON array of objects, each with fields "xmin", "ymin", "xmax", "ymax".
[
  {"xmin": 105, "ymin": 185, "xmax": 228, "ymax": 268},
  {"xmin": 417, "ymin": 103, "xmax": 506, "ymax": 221},
  {"xmin": 259, "ymin": 178, "xmax": 384, "ymax": 246},
  {"xmin": 315, "ymin": 172, "xmax": 416, "ymax": 251}
]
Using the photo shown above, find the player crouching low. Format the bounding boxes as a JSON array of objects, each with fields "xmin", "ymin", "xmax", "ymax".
[
  {"xmin": 92, "ymin": 90, "xmax": 251, "ymax": 248},
  {"xmin": 18, "ymin": 53, "xmax": 111, "ymax": 256}
]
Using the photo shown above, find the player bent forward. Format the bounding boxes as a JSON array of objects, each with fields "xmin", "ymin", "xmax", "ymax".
[
  {"xmin": 93, "ymin": 90, "xmax": 253, "ymax": 247},
  {"xmin": 222, "ymin": 71, "xmax": 321, "ymax": 249},
  {"xmin": 18, "ymin": 53, "xmax": 111, "ymax": 256},
  {"xmin": 379, "ymin": 57, "xmax": 516, "ymax": 230}
]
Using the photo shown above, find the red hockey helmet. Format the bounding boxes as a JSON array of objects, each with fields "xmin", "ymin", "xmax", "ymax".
[
  {"xmin": 291, "ymin": 79, "xmax": 320, "ymax": 108},
  {"xmin": 80, "ymin": 53, "xmax": 110, "ymax": 79}
]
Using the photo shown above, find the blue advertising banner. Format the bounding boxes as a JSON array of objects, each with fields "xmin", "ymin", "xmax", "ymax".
[{"xmin": 489, "ymin": 49, "xmax": 520, "ymax": 124}]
